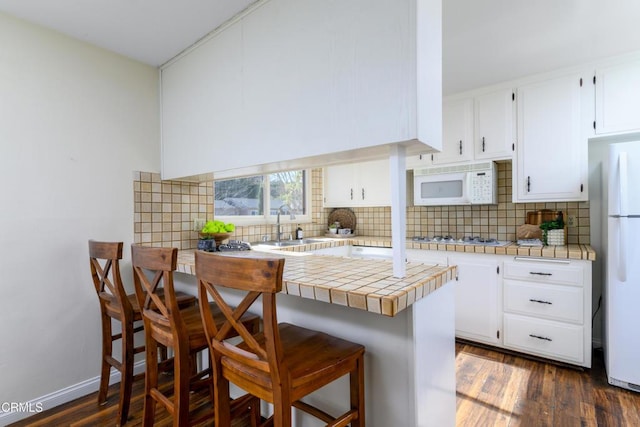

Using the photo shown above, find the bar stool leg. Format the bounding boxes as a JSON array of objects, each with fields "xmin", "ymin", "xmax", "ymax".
[
  {"xmin": 98, "ymin": 313, "xmax": 113, "ymax": 406},
  {"xmin": 173, "ymin": 346, "xmax": 192, "ymax": 427},
  {"xmin": 142, "ymin": 336, "xmax": 158, "ymax": 427},
  {"xmin": 117, "ymin": 321, "xmax": 135, "ymax": 425},
  {"xmin": 350, "ymin": 354, "xmax": 365, "ymax": 427}
]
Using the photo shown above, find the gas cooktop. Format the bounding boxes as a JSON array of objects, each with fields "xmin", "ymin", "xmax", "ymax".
[{"xmin": 411, "ymin": 236, "xmax": 511, "ymax": 247}]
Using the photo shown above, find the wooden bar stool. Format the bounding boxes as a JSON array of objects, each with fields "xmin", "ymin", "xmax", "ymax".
[
  {"xmin": 88, "ymin": 240, "xmax": 196, "ymax": 426},
  {"xmin": 131, "ymin": 245, "xmax": 261, "ymax": 427},
  {"xmin": 195, "ymin": 251, "xmax": 366, "ymax": 427}
]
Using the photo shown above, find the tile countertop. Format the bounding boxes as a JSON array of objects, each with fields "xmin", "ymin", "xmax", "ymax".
[
  {"xmin": 175, "ymin": 236, "xmax": 595, "ymax": 317},
  {"xmin": 273, "ymin": 236, "xmax": 596, "ymax": 260},
  {"xmin": 176, "ymin": 249, "xmax": 456, "ymax": 317}
]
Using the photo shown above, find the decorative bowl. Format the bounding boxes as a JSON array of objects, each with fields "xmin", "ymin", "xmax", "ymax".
[{"xmin": 199, "ymin": 232, "xmax": 232, "ymax": 246}]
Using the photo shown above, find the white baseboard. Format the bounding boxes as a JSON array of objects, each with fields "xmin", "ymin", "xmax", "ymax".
[{"xmin": 0, "ymin": 361, "xmax": 146, "ymax": 425}]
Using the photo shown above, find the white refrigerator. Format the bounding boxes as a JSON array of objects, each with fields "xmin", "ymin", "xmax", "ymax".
[{"xmin": 605, "ymin": 140, "xmax": 640, "ymax": 392}]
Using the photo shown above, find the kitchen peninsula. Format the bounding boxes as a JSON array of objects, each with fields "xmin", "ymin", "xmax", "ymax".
[{"xmin": 173, "ymin": 246, "xmax": 457, "ymax": 427}]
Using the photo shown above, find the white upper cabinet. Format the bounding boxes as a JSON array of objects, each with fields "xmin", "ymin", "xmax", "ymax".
[
  {"xmin": 474, "ymin": 88, "xmax": 515, "ymax": 161},
  {"xmin": 323, "ymin": 159, "xmax": 390, "ymax": 207},
  {"xmin": 415, "ymin": 88, "xmax": 514, "ymax": 168},
  {"xmin": 432, "ymin": 98, "xmax": 474, "ymax": 165},
  {"xmin": 160, "ymin": 0, "xmax": 442, "ymax": 180},
  {"xmin": 513, "ymin": 72, "xmax": 591, "ymax": 202},
  {"xmin": 595, "ymin": 59, "xmax": 640, "ymax": 135}
]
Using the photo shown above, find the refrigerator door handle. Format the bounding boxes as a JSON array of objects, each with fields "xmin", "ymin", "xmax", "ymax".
[
  {"xmin": 619, "ymin": 216, "xmax": 628, "ymax": 283},
  {"xmin": 619, "ymin": 151, "xmax": 628, "ymax": 216}
]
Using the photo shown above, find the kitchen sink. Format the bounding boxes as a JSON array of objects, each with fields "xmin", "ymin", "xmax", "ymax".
[{"xmin": 254, "ymin": 238, "xmax": 326, "ymax": 247}]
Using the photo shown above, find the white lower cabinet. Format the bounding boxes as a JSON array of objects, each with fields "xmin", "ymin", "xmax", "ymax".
[
  {"xmin": 451, "ymin": 254, "xmax": 501, "ymax": 346},
  {"xmin": 503, "ymin": 314, "xmax": 585, "ymax": 364},
  {"xmin": 501, "ymin": 257, "xmax": 592, "ymax": 367},
  {"xmin": 503, "ymin": 280, "xmax": 583, "ymax": 323},
  {"xmin": 412, "ymin": 250, "xmax": 592, "ymax": 368}
]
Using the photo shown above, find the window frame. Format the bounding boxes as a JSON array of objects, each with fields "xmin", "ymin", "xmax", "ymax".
[{"xmin": 213, "ymin": 169, "xmax": 312, "ymax": 226}]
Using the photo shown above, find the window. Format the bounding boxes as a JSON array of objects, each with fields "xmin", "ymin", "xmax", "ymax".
[{"xmin": 214, "ymin": 170, "xmax": 309, "ymax": 224}]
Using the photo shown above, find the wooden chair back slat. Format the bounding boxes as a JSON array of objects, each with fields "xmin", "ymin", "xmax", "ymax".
[
  {"xmin": 201, "ymin": 281, "xmax": 268, "ymax": 364},
  {"xmin": 131, "ymin": 245, "xmax": 183, "ymax": 332},
  {"xmin": 196, "ymin": 252, "xmax": 284, "ymax": 375},
  {"xmin": 89, "ymin": 241, "xmax": 128, "ymax": 310}
]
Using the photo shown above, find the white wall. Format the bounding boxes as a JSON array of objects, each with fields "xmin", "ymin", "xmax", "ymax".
[{"xmin": 0, "ymin": 11, "xmax": 159, "ymax": 415}]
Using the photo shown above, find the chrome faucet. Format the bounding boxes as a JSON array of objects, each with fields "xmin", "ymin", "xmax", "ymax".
[{"xmin": 276, "ymin": 204, "xmax": 295, "ymax": 243}]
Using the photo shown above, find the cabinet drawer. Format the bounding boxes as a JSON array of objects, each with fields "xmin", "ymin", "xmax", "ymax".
[
  {"xmin": 503, "ymin": 313, "xmax": 584, "ymax": 364},
  {"xmin": 503, "ymin": 280, "xmax": 583, "ymax": 323},
  {"xmin": 503, "ymin": 259, "xmax": 583, "ymax": 286}
]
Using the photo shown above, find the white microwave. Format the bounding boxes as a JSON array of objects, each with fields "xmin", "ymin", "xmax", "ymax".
[{"xmin": 413, "ymin": 162, "xmax": 497, "ymax": 206}]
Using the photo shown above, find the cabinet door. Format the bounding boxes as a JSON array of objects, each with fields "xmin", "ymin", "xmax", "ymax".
[
  {"xmin": 356, "ymin": 159, "xmax": 390, "ymax": 206},
  {"xmin": 514, "ymin": 73, "xmax": 590, "ymax": 202},
  {"xmin": 474, "ymin": 89, "xmax": 515, "ymax": 160},
  {"xmin": 595, "ymin": 60, "xmax": 640, "ymax": 135},
  {"xmin": 405, "ymin": 153, "xmax": 433, "ymax": 169},
  {"xmin": 433, "ymin": 98, "xmax": 474, "ymax": 165},
  {"xmin": 323, "ymin": 164, "xmax": 356, "ymax": 207},
  {"xmin": 323, "ymin": 160, "xmax": 390, "ymax": 207},
  {"xmin": 452, "ymin": 254, "xmax": 501, "ymax": 345}
]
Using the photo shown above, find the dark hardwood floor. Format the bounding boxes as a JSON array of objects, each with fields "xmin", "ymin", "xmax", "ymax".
[
  {"xmin": 10, "ymin": 343, "xmax": 640, "ymax": 426},
  {"xmin": 7, "ymin": 372, "xmax": 252, "ymax": 427},
  {"xmin": 456, "ymin": 342, "xmax": 640, "ymax": 426}
]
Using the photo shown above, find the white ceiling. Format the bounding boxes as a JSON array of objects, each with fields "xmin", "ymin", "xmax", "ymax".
[
  {"xmin": 1, "ymin": 0, "xmax": 640, "ymax": 95},
  {"xmin": 443, "ymin": 0, "xmax": 640, "ymax": 94},
  {"xmin": 0, "ymin": 0, "xmax": 258, "ymax": 66}
]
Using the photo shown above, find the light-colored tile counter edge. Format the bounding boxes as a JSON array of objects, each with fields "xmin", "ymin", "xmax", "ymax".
[
  {"xmin": 265, "ymin": 236, "xmax": 595, "ymax": 260},
  {"xmin": 405, "ymin": 240, "xmax": 596, "ymax": 261},
  {"xmin": 296, "ymin": 235, "xmax": 595, "ymax": 261},
  {"xmin": 176, "ymin": 249, "xmax": 456, "ymax": 317}
]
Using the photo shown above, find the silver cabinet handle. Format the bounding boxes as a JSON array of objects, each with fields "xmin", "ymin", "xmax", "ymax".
[
  {"xmin": 530, "ymin": 272, "xmax": 553, "ymax": 276},
  {"xmin": 529, "ymin": 299, "xmax": 552, "ymax": 305},
  {"xmin": 529, "ymin": 334, "xmax": 552, "ymax": 341}
]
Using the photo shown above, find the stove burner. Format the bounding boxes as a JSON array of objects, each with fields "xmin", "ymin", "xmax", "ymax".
[
  {"xmin": 412, "ymin": 235, "xmax": 510, "ymax": 247},
  {"xmin": 459, "ymin": 236, "xmax": 498, "ymax": 244}
]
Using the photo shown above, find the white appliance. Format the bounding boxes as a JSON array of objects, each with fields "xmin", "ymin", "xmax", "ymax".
[
  {"xmin": 605, "ymin": 140, "xmax": 640, "ymax": 392},
  {"xmin": 413, "ymin": 161, "xmax": 497, "ymax": 206}
]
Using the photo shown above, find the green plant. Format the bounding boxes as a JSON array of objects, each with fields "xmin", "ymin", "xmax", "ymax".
[{"xmin": 539, "ymin": 218, "xmax": 564, "ymax": 245}]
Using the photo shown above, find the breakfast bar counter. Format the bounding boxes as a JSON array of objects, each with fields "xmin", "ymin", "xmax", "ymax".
[
  {"xmin": 176, "ymin": 249, "xmax": 456, "ymax": 317},
  {"xmin": 172, "ymin": 247, "xmax": 458, "ymax": 427}
]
